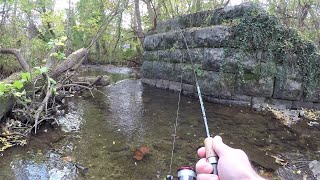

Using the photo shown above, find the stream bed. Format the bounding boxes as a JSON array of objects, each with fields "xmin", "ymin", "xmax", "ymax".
[{"xmin": 0, "ymin": 66, "xmax": 319, "ymax": 180}]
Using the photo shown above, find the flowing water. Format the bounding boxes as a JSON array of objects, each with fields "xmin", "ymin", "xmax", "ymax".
[{"xmin": 0, "ymin": 66, "xmax": 319, "ymax": 180}]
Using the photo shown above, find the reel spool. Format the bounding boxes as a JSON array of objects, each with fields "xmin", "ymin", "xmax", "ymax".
[{"xmin": 166, "ymin": 166, "xmax": 196, "ymax": 180}]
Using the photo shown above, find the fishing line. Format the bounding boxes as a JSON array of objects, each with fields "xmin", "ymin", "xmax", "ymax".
[
  {"xmin": 168, "ymin": 41, "xmax": 184, "ymax": 175},
  {"xmin": 167, "ymin": 30, "xmax": 218, "ymax": 178},
  {"xmin": 180, "ymin": 31, "xmax": 211, "ymax": 138}
]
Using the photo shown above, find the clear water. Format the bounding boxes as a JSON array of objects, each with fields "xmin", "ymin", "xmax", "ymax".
[{"xmin": 0, "ymin": 68, "xmax": 319, "ymax": 180}]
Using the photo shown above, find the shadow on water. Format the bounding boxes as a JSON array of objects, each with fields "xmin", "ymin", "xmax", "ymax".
[{"xmin": 0, "ymin": 69, "xmax": 319, "ymax": 179}]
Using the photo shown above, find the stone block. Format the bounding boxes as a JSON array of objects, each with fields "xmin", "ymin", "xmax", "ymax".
[
  {"xmin": 252, "ymin": 97, "xmax": 292, "ymax": 109},
  {"xmin": 193, "ymin": 26, "xmax": 230, "ymax": 48},
  {"xmin": 141, "ymin": 78, "xmax": 156, "ymax": 86},
  {"xmin": 153, "ymin": 61, "xmax": 175, "ymax": 81},
  {"xmin": 168, "ymin": 81, "xmax": 182, "ymax": 91},
  {"xmin": 155, "ymin": 79, "xmax": 170, "ymax": 89},
  {"xmin": 174, "ymin": 63, "xmax": 195, "ymax": 84},
  {"xmin": 304, "ymin": 87, "xmax": 320, "ymax": 103},
  {"xmin": 202, "ymin": 48, "xmax": 227, "ymax": 72},
  {"xmin": 238, "ymin": 76, "xmax": 274, "ymax": 97},
  {"xmin": 143, "ymin": 51, "xmax": 159, "ymax": 62},
  {"xmin": 313, "ymin": 103, "xmax": 320, "ymax": 110},
  {"xmin": 143, "ymin": 34, "xmax": 163, "ymax": 51},
  {"xmin": 198, "ymin": 71, "xmax": 236, "ymax": 98},
  {"xmin": 143, "ymin": 26, "xmax": 231, "ymax": 51},
  {"xmin": 141, "ymin": 61, "xmax": 154, "ymax": 79},
  {"xmin": 153, "ymin": 3, "xmax": 261, "ymax": 34},
  {"xmin": 205, "ymin": 96, "xmax": 251, "ymax": 107},
  {"xmin": 252, "ymin": 97, "xmax": 268, "ymax": 105},
  {"xmin": 273, "ymin": 79, "xmax": 303, "ymax": 101},
  {"xmin": 271, "ymin": 99, "xmax": 293, "ymax": 109},
  {"xmin": 232, "ymin": 94, "xmax": 252, "ymax": 102},
  {"xmin": 292, "ymin": 101, "xmax": 314, "ymax": 110},
  {"xmin": 182, "ymin": 83, "xmax": 194, "ymax": 95}
]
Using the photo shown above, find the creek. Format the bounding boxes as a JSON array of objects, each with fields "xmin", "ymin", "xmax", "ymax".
[{"xmin": 0, "ymin": 66, "xmax": 319, "ymax": 180}]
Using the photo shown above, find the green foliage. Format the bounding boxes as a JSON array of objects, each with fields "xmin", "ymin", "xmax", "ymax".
[
  {"xmin": 0, "ymin": 67, "xmax": 51, "ymax": 98},
  {"xmin": 48, "ymin": 36, "xmax": 67, "ymax": 60},
  {"xmin": 230, "ymin": 6, "xmax": 320, "ymax": 93},
  {"xmin": 183, "ymin": 64, "xmax": 204, "ymax": 77}
]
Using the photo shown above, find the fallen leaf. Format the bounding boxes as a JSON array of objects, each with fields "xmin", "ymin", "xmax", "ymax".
[
  {"xmin": 133, "ymin": 150, "xmax": 144, "ymax": 160},
  {"xmin": 133, "ymin": 146, "xmax": 151, "ymax": 161},
  {"xmin": 139, "ymin": 146, "xmax": 150, "ymax": 154}
]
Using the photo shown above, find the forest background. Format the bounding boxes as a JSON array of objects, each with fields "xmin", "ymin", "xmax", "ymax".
[{"xmin": 0, "ymin": 0, "xmax": 319, "ymax": 78}]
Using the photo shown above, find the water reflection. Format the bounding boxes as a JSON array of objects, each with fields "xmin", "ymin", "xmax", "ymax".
[
  {"xmin": 10, "ymin": 152, "xmax": 78, "ymax": 180},
  {"xmin": 57, "ymin": 101, "xmax": 84, "ymax": 132},
  {"xmin": 0, "ymin": 76, "xmax": 318, "ymax": 179},
  {"xmin": 105, "ymin": 80, "xmax": 145, "ymax": 140}
]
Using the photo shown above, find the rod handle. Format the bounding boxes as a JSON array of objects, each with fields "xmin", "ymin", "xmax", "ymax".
[{"xmin": 204, "ymin": 137, "xmax": 219, "ymax": 175}]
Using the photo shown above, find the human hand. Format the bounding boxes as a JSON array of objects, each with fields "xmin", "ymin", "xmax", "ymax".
[{"xmin": 196, "ymin": 136, "xmax": 264, "ymax": 180}]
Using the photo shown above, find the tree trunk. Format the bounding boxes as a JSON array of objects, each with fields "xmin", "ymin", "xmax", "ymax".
[
  {"xmin": 143, "ymin": 0, "xmax": 156, "ymax": 29},
  {"xmin": 0, "ymin": 0, "xmax": 7, "ymax": 28},
  {"xmin": 65, "ymin": 0, "xmax": 72, "ymax": 56},
  {"xmin": 134, "ymin": 0, "xmax": 144, "ymax": 45},
  {"xmin": 112, "ymin": 13, "xmax": 123, "ymax": 58}
]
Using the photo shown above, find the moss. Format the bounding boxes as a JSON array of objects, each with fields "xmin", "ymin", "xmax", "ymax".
[
  {"xmin": 229, "ymin": 5, "xmax": 320, "ymax": 94},
  {"xmin": 243, "ymin": 73, "xmax": 259, "ymax": 81}
]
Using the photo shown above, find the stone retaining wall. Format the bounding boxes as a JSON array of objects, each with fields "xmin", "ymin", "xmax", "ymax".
[{"xmin": 141, "ymin": 3, "xmax": 320, "ymax": 110}]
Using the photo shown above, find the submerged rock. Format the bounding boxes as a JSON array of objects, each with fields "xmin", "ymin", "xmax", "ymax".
[
  {"xmin": 10, "ymin": 151, "xmax": 78, "ymax": 180},
  {"xmin": 309, "ymin": 160, "xmax": 320, "ymax": 180},
  {"xmin": 75, "ymin": 75, "xmax": 110, "ymax": 86}
]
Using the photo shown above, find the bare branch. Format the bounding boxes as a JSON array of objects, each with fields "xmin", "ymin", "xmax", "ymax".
[{"xmin": 0, "ymin": 48, "xmax": 30, "ymax": 71}]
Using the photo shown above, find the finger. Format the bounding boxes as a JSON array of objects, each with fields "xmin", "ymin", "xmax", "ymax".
[
  {"xmin": 196, "ymin": 158, "xmax": 213, "ymax": 174},
  {"xmin": 197, "ymin": 147, "xmax": 205, "ymax": 158},
  {"xmin": 197, "ymin": 174, "xmax": 219, "ymax": 180},
  {"xmin": 212, "ymin": 135, "xmax": 232, "ymax": 156}
]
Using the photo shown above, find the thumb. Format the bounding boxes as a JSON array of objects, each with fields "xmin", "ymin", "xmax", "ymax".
[{"xmin": 212, "ymin": 136, "xmax": 232, "ymax": 156}]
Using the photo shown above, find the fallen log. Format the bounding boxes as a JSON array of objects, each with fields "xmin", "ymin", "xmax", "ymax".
[{"xmin": 0, "ymin": 48, "xmax": 88, "ymax": 122}]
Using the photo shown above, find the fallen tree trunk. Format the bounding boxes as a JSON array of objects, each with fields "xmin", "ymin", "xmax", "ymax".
[
  {"xmin": 50, "ymin": 48, "xmax": 88, "ymax": 78},
  {"xmin": 0, "ymin": 48, "xmax": 88, "ymax": 121}
]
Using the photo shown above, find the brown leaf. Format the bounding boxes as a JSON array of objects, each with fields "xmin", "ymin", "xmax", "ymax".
[
  {"xmin": 139, "ymin": 146, "xmax": 150, "ymax": 154},
  {"xmin": 133, "ymin": 150, "xmax": 144, "ymax": 161}
]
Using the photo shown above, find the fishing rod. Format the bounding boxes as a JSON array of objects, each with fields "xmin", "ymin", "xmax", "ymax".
[{"xmin": 166, "ymin": 31, "xmax": 219, "ymax": 179}]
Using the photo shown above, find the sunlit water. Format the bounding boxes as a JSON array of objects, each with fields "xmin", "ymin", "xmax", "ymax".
[{"xmin": 0, "ymin": 67, "xmax": 319, "ymax": 180}]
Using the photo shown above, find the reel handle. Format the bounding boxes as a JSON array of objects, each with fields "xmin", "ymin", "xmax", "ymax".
[{"xmin": 204, "ymin": 137, "xmax": 219, "ymax": 175}]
